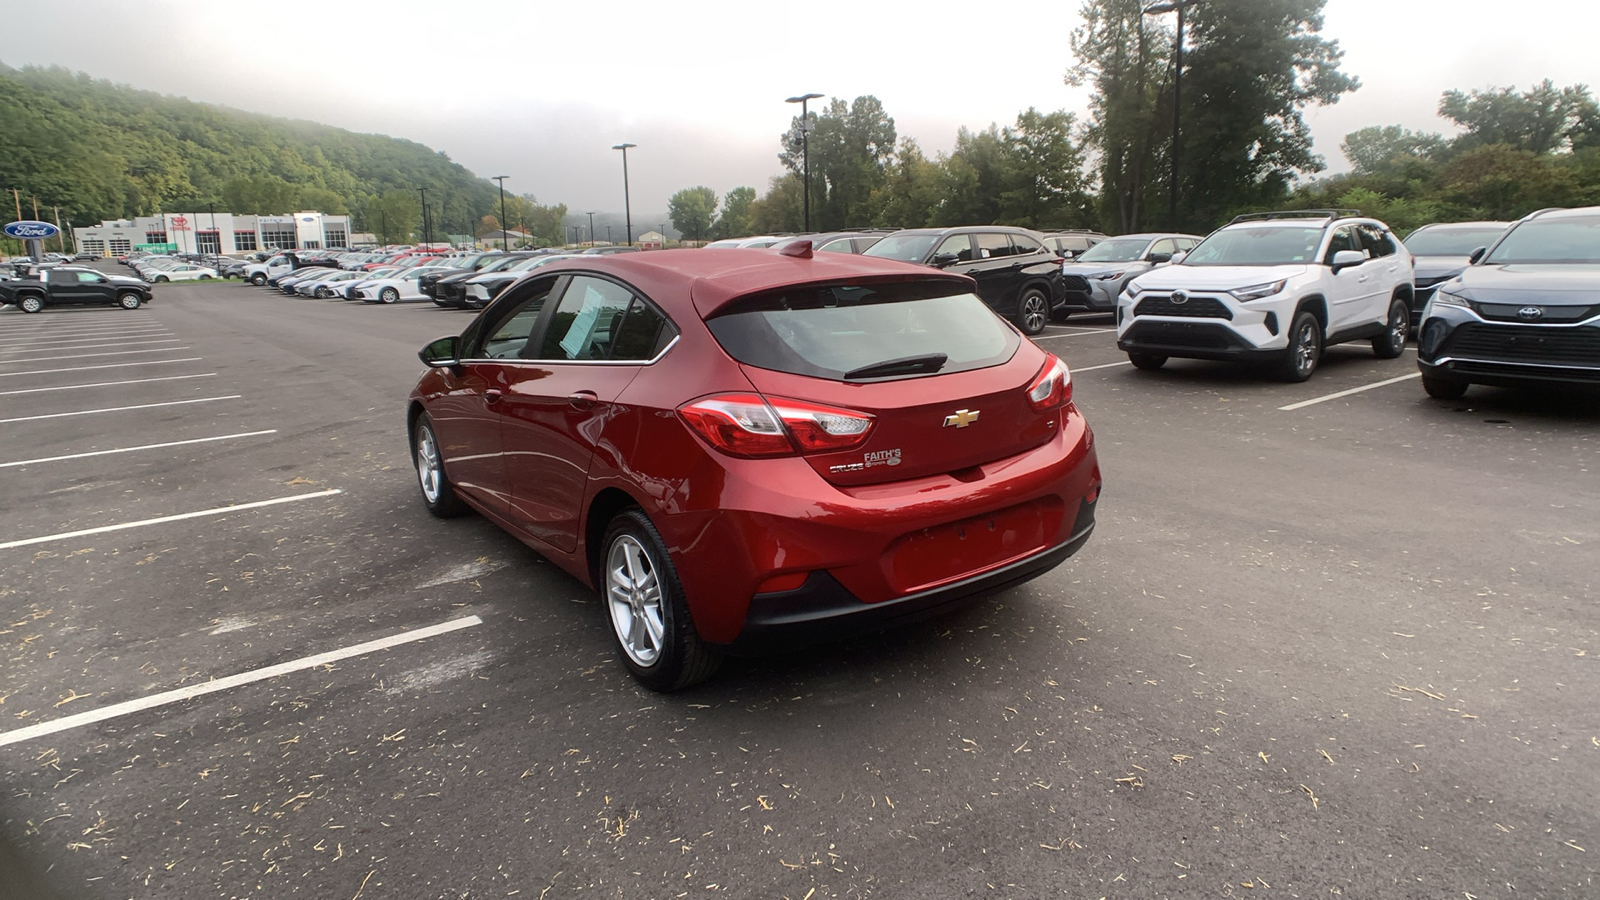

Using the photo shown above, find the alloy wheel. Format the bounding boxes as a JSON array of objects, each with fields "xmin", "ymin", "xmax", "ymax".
[{"xmin": 606, "ymin": 535, "xmax": 666, "ymax": 668}]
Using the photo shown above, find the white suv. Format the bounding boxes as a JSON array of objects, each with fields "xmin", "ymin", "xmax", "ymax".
[{"xmin": 1115, "ymin": 210, "xmax": 1414, "ymax": 381}]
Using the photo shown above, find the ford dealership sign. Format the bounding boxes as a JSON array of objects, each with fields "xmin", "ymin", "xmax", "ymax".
[{"xmin": 4, "ymin": 220, "xmax": 60, "ymax": 239}]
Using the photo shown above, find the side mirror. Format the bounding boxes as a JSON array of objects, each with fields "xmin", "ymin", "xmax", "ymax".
[
  {"xmin": 1330, "ymin": 249, "xmax": 1366, "ymax": 271},
  {"xmin": 1168, "ymin": 251, "xmax": 1187, "ymax": 265},
  {"xmin": 931, "ymin": 252, "xmax": 960, "ymax": 268},
  {"xmin": 418, "ymin": 335, "xmax": 461, "ymax": 368},
  {"xmin": 1147, "ymin": 252, "xmax": 1173, "ymax": 265},
  {"xmin": 1467, "ymin": 246, "xmax": 1487, "ymax": 265}
]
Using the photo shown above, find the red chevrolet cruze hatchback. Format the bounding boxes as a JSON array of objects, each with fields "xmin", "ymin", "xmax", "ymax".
[{"xmin": 408, "ymin": 245, "xmax": 1101, "ymax": 690}]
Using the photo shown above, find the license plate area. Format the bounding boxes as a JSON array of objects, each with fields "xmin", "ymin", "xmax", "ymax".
[{"xmin": 883, "ymin": 497, "xmax": 1064, "ymax": 594}]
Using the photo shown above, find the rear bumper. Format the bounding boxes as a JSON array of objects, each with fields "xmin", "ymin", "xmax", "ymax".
[{"xmin": 721, "ymin": 498, "xmax": 1095, "ymax": 654}]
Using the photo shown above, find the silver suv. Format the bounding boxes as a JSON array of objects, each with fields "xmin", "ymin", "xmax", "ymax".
[
  {"xmin": 1115, "ymin": 210, "xmax": 1415, "ymax": 381},
  {"xmin": 1058, "ymin": 232, "xmax": 1203, "ymax": 317}
]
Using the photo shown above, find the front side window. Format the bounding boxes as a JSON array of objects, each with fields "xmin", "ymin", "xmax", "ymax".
[
  {"xmin": 476, "ymin": 279, "xmax": 559, "ymax": 359},
  {"xmin": 975, "ymin": 232, "xmax": 1013, "ymax": 259},
  {"xmin": 1324, "ymin": 226, "xmax": 1361, "ymax": 263},
  {"xmin": 935, "ymin": 234, "xmax": 975, "ymax": 262},
  {"xmin": 1149, "ymin": 239, "xmax": 1178, "ymax": 258},
  {"xmin": 1357, "ymin": 225, "xmax": 1396, "ymax": 258}
]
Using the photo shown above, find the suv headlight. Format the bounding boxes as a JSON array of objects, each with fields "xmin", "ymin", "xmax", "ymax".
[
  {"xmin": 1092, "ymin": 270, "xmax": 1125, "ymax": 281},
  {"xmin": 1124, "ymin": 282, "xmax": 1145, "ymax": 299},
  {"xmin": 1229, "ymin": 280, "xmax": 1287, "ymax": 302},
  {"xmin": 1431, "ymin": 289, "xmax": 1471, "ymax": 309}
]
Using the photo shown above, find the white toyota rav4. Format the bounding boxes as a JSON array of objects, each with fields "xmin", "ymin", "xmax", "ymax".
[{"xmin": 1115, "ymin": 210, "xmax": 1415, "ymax": 381}]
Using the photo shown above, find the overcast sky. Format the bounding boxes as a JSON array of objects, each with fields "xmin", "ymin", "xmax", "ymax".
[{"xmin": 3, "ymin": 1, "xmax": 1597, "ymax": 219}]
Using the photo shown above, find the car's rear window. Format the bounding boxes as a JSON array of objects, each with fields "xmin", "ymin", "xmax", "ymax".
[{"xmin": 706, "ymin": 280, "xmax": 1018, "ymax": 381}]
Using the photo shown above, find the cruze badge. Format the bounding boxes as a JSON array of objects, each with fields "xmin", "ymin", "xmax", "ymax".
[
  {"xmin": 1517, "ymin": 306, "xmax": 1544, "ymax": 321},
  {"xmin": 944, "ymin": 409, "xmax": 980, "ymax": 428},
  {"xmin": 1170, "ymin": 290, "xmax": 1189, "ymax": 304}
]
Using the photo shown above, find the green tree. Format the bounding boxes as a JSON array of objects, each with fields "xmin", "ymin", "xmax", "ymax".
[
  {"xmin": 996, "ymin": 108, "xmax": 1094, "ymax": 229},
  {"xmin": 1068, "ymin": 0, "xmax": 1170, "ymax": 232},
  {"xmin": 668, "ymin": 186, "xmax": 718, "ymax": 243},
  {"xmin": 714, "ymin": 186, "xmax": 755, "ymax": 239},
  {"xmin": 1437, "ymin": 144, "xmax": 1576, "ymax": 219},
  {"xmin": 363, "ymin": 191, "xmax": 420, "ymax": 245},
  {"xmin": 871, "ymin": 139, "xmax": 945, "ymax": 228},
  {"xmin": 1341, "ymin": 125, "xmax": 1448, "ymax": 175},
  {"xmin": 749, "ymin": 174, "xmax": 803, "ymax": 234},
  {"xmin": 1177, "ymin": 0, "xmax": 1359, "ymax": 229},
  {"xmin": 526, "ymin": 200, "xmax": 568, "ymax": 247},
  {"xmin": 1439, "ymin": 80, "xmax": 1600, "ymax": 155},
  {"xmin": 781, "ymin": 96, "xmax": 897, "ymax": 229}
]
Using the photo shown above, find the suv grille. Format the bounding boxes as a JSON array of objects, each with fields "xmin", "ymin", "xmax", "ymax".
[
  {"xmin": 1062, "ymin": 275, "xmax": 1092, "ymax": 293},
  {"xmin": 1472, "ymin": 302, "xmax": 1600, "ymax": 323},
  {"xmin": 1444, "ymin": 323, "xmax": 1600, "ymax": 365},
  {"xmin": 1134, "ymin": 295, "xmax": 1233, "ymax": 319}
]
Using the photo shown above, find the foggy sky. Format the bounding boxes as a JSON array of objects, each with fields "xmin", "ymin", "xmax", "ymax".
[{"xmin": 2, "ymin": 0, "xmax": 1595, "ymax": 219}]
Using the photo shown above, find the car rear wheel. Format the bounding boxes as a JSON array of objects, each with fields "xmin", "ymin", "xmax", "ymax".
[
  {"xmin": 117, "ymin": 292, "xmax": 142, "ymax": 310},
  {"xmin": 1128, "ymin": 352, "xmax": 1167, "ymax": 370},
  {"xmin": 1279, "ymin": 311, "xmax": 1322, "ymax": 382},
  {"xmin": 410, "ymin": 412, "xmax": 468, "ymax": 518},
  {"xmin": 1422, "ymin": 375, "xmax": 1469, "ymax": 400},
  {"xmin": 1014, "ymin": 288, "xmax": 1050, "ymax": 336},
  {"xmin": 1372, "ymin": 298, "xmax": 1408, "ymax": 359},
  {"xmin": 601, "ymin": 509, "xmax": 721, "ymax": 692},
  {"xmin": 18, "ymin": 295, "xmax": 43, "ymax": 314},
  {"xmin": 380, "ymin": 287, "xmax": 400, "ymax": 304}
]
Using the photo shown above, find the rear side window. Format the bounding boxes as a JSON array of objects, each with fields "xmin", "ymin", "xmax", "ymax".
[
  {"xmin": 1357, "ymin": 224, "xmax": 1396, "ymax": 257},
  {"xmin": 706, "ymin": 280, "xmax": 1020, "ymax": 381},
  {"xmin": 535, "ymin": 275, "xmax": 677, "ymax": 362},
  {"xmin": 975, "ymin": 232, "xmax": 1013, "ymax": 259}
]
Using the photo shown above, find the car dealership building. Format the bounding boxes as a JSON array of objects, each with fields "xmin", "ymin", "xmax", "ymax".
[{"xmin": 72, "ymin": 211, "xmax": 353, "ymax": 257}]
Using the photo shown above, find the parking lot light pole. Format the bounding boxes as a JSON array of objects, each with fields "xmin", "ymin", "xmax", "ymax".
[
  {"xmin": 492, "ymin": 176, "xmax": 510, "ymax": 251},
  {"xmin": 612, "ymin": 143, "xmax": 636, "ymax": 245},
  {"xmin": 1143, "ymin": 0, "xmax": 1201, "ymax": 230},
  {"xmin": 417, "ymin": 187, "xmax": 431, "ymax": 247},
  {"xmin": 586, "ymin": 212, "xmax": 596, "ymax": 247},
  {"xmin": 786, "ymin": 93, "xmax": 823, "ymax": 232}
]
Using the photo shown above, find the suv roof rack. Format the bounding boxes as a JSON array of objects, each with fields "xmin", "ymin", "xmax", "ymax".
[
  {"xmin": 1227, "ymin": 209, "xmax": 1362, "ymax": 225},
  {"xmin": 1045, "ymin": 228, "xmax": 1104, "ymax": 234}
]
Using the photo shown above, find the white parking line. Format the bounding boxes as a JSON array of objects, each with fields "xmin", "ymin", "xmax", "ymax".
[
  {"xmin": 0, "ymin": 394, "xmax": 240, "ymax": 424},
  {"xmin": 0, "ymin": 338, "xmax": 180, "ymax": 355},
  {"xmin": 0, "ymin": 334, "xmax": 176, "ymax": 351},
  {"xmin": 0, "ymin": 373, "xmax": 215, "ymax": 396},
  {"xmin": 0, "ymin": 488, "xmax": 341, "ymax": 550},
  {"xmin": 0, "ymin": 325, "xmax": 171, "ymax": 339},
  {"xmin": 0, "ymin": 357, "xmax": 203, "ymax": 378},
  {"xmin": 0, "ymin": 615, "xmax": 482, "ymax": 749},
  {"xmin": 1278, "ymin": 373, "xmax": 1422, "ymax": 411},
  {"xmin": 0, "ymin": 346, "xmax": 193, "ymax": 365},
  {"xmin": 1071, "ymin": 360, "xmax": 1134, "ymax": 373},
  {"xmin": 1033, "ymin": 328, "xmax": 1117, "ymax": 340},
  {"xmin": 0, "ymin": 430, "xmax": 278, "ymax": 468}
]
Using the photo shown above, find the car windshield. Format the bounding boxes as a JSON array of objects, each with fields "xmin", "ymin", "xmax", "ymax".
[
  {"xmin": 706, "ymin": 280, "xmax": 1018, "ymax": 381},
  {"xmin": 1076, "ymin": 238, "xmax": 1152, "ymax": 263},
  {"xmin": 1403, "ymin": 226, "xmax": 1507, "ymax": 255},
  {"xmin": 1483, "ymin": 216, "xmax": 1600, "ymax": 264},
  {"xmin": 1183, "ymin": 225, "xmax": 1324, "ymax": 266},
  {"xmin": 862, "ymin": 234, "xmax": 940, "ymax": 263}
]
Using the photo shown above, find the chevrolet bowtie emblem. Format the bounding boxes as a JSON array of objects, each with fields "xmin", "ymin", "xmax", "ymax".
[{"xmin": 943, "ymin": 409, "xmax": 980, "ymax": 428}]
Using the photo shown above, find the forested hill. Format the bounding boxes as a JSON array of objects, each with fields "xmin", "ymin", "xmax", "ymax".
[{"xmin": 0, "ymin": 64, "xmax": 498, "ymax": 234}]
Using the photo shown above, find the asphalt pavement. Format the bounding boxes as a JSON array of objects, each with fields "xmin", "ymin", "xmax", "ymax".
[{"xmin": 0, "ymin": 271, "xmax": 1594, "ymax": 899}]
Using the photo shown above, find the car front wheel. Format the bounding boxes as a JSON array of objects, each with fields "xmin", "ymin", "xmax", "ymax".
[
  {"xmin": 117, "ymin": 292, "xmax": 142, "ymax": 309},
  {"xmin": 1015, "ymin": 287, "xmax": 1050, "ymax": 336},
  {"xmin": 250, "ymin": 273, "xmax": 267, "ymax": 286},
  {"xmin": 1279, "ymin": 311, "xmax": 1322, "ymax": 382},
  {"xmin": 411, "ymin": 412, "xmax": 468, "ymax": 518},
  {"xmin": 601, "ymin": 509, "xmax": 721, "ymax": 692},
  {"xmin": 380, "ymin": 287, "xmax": 400, "ymax": 304},
  {"xmin": 1422, "ymin": 375, "xmax": 1469, "ymax": 400}
]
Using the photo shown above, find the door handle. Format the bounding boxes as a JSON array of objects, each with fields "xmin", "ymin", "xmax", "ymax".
[
  {"xmin": 484, "ymin": 388, "xmax": 504, "ymax": 404},
  {"xmin": 568, "ymin": 390, "xmax": 599, "ymax": 409}
]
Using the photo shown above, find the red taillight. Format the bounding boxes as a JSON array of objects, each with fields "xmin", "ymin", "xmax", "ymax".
[
  {"xmin": 678, "ymin": 393, "xmax": 875, "ymax": 459},
  {"xmin": 1026, "ymin": 354, "xmax": 1072, "ymax": 411}
]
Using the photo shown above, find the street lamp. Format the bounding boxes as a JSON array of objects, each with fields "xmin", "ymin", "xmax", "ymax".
[
  {"xmin": 586, "ymin": 211, "xmax": 596, "ymax": 248},
  {"xmin": 786, "ymin": 93, "xmax": 823, "ymax": 232},
  {"xmin": 659, "ymin": 224, "xmax": 667, "ymax": 249},
  {"xmin": 1144, "ymin": 0, "xmax": 1202, "ymax": 229},
  {"xmin": 492, "ymin": 175, "xmax": 510, "ymax": 251},
  {"xmin": 612, "ymin": 142, "xmax": 636, "ymax": 245}
]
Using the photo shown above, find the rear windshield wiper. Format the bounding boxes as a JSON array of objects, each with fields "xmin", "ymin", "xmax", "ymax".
[{"xmin": 843, "ymin": 353, "xmax": 948, "ymax": 380}]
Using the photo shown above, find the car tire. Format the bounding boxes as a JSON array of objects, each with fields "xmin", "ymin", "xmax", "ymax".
[
  {"xmin": 410, "ymin": 412, "xmax": 469, "ymax": 518},
  {"xmin": 199, "ymin": 274, "xmax": 211, "ymax": 280},
  {"xmin": 1127, "ymin": 352, "xmax": 1167, "ymax": 370},
  {"xmin": 18, "ymin": 295, "xmax": 44, "ymax": 314},
  {"xmin": 1279, "ymin": 311, "xmax": 1322, "ymax": 382},
  {"xmin": 1372, "ymin": 298, "xmax": 1409, "ymax": 359},
  {"xmin": 153, "ymin": 275, "xmax": 169, "ymax": 283},
  {"xmin": 117, "ymin": 292, "xmax": 142, "ymax": 310},
  {"xmin": 1014, "ymin": 287, "xmax": 1050, "ymax": 336},
  {"xmin": 250, "ymin": 273, "xmax": 267, "ymax": 286},
  {"xmin": 380, "ymin": 287, "xmax": 400, "ymax": 304},
  {"xmin": 1422, "ymin": 375, "xmax": 1469, "ymax": 400},
  {"xmin": 601, "ymin": 508, "xmax": 722, "ymax": 692}
]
